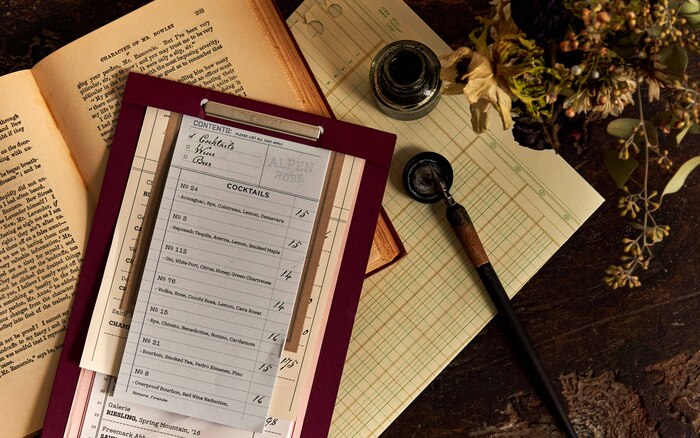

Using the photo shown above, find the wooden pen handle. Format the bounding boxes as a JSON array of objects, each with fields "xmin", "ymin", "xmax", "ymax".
[
  {"xmin": 446, "ymin": 202, "xmax": 577, "ymax": 437},
  {"xmin": 446, "ymin": 203, "xmax": 489, "ymax": 267},
  {"xmin": 476, "ymin": 262, "xmax": 577, "ymax": 438}
]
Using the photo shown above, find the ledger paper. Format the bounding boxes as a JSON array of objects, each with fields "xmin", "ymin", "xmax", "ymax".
[{"xmin": 288, "ymin": 1, "xmax": 604, "ymax": 437}]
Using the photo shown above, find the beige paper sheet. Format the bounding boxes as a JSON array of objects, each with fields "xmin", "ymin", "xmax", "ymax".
[{"xmin": 287, "ymin": 1, "xmax": 604, "ymax": 437}]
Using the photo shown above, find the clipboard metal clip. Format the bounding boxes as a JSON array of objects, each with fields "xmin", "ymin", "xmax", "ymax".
[{"xmin": 202, "ymin": 99, "xmax": 323, "ymax": 141}]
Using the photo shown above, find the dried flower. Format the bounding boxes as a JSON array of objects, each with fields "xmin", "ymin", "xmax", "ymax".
[
  {"xmin": 441, "ymin": 40, "xmax": 513, "ymax": 132},
  {"xmin": 444, "ymin": 0, "xmax": 700, "ymax": 287},
  {"xmin": 512, "ymin": 116, "xmax": 552, "ymax": 150}
]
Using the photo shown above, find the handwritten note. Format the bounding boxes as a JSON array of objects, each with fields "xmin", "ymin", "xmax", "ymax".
[{"xmin": 115, "ymin": 115, "xmax": 330, "ymax": 431}]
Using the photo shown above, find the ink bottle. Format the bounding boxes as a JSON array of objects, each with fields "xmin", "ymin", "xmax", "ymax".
[{"xmin": 369, "ymin": 40, "xmax": 441, "ymax": 120}]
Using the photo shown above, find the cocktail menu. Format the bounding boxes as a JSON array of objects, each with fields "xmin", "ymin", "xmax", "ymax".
[{"xmin": 115, "ymin": 114, "xmax": 331, "ymax": 431}]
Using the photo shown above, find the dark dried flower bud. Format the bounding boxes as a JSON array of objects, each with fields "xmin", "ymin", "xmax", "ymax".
[
  {"xmin": 510, "ymin": 0, "xmax": 574, "ymax": 45},
  {"xmin": 512, "ymin": 116, "xmax": 553, "ymax": 150}
]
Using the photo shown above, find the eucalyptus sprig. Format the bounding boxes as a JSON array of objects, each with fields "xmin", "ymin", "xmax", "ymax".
[
  {"xmin": 604, "ymin": 95, "xmax": 669, "ymax": 289},
  {"xmin": 601, "ymin": 0, "xmax": 700, "ymax": 287},
  {"xmin": 605, "ymin": 107, "xmax": 700, "ymax": 287},
  {"xmin": 442, "ymin": 0, "xmax": 700, "ymax": 287}
]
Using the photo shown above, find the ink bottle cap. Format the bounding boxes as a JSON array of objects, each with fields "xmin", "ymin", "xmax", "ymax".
[{"xmin": 369, "ymin": 40, "xmax": 441, "ymax": 120}]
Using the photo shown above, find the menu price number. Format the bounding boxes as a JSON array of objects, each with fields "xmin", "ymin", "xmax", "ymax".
[
  {"xmin": 258, "ymin": 363, "xmax": 274, "ymax": 373},
  {"xmin": 279, "ymin": 357, "xmax": 298, "ymax": 370},
  {"xmin": 279, "ymin": 269, "xmax": 293, "ymax": 281},
  {"xmin": 295, "ymin": 209, "xmax": 310, "ymax": 219},
  {"xmin": 265, "ymin": 417, "xmax": 278, "ymax": 427},
  {"xmin": 272, "ymin": 301, "xmax": 286, "ymax": 312},
  {"xmin": 267, "ymin": 332, "xmax": 282, "ymax": 342},
  {"xmin": 252, "ymin": 395, "xmax": 266, "ymax": 405}
]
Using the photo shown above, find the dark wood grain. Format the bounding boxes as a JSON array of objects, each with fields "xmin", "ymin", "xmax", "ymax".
[{"xmin": 1, "ymin": 1, "xmax": 697, "ymax": 437}]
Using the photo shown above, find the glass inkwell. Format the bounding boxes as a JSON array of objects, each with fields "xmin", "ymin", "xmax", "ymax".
[{"xmin": 369, "ymin": 40, "xmax": 441, "ymax": 120}]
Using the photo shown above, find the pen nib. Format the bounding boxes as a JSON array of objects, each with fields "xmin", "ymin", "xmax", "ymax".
[{"xmin": 429, "ymin": 164, "xmax": 455, "ymax": 206}]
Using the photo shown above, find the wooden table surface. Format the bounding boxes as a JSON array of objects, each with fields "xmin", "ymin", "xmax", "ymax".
[{"xmin": 1, "ymin": 1, "xmax": 698, "ymax": 437}]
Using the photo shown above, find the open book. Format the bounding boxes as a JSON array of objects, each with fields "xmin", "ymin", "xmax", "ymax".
[{"xmin": 0, "ymin": 1, "xmax": 399, "ymax": 436}]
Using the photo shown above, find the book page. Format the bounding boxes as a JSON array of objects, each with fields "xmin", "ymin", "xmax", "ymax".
[
  {"xmin": 0, "ymin": 71, "xmax": 89, "ymax": 437},
  {"xmin": 115, "ymin": 114, "xmax": 331, "ymax": 431},
  {"xmin": 30, "ymin": 0, "xmax": 311, "ymax": 203},
  {"xmin": 287, "ymin": 1, "xmax": 605, "ymax": 437}
]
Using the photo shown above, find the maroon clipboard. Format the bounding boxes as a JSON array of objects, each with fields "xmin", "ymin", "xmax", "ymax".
[{"xmin": 43, "ymin": 72, "xmax": 395, "ymax": 437}]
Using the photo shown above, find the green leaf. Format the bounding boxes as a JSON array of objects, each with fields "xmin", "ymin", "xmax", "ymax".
[
  {"xmin": 674, "ymin": 124, "xmax": 691, "ymax": 145},
  {"xmin": 641, "ymin": 121, "xmax": 659, "ymax": 146},
  {"xmin": 604, "ymin": 150, "xmax": 639, "ymax": 188},
  {"xmin": 607, "ymin": 119, "xmax": 658, "ymax": 146},
  {"xmin": 661, "ymin": 155, "xmax": 700, "ymax": 199},
  {"xmin": 607, "ymin": 118, "xmax": 640, "ymax": 139},
  {"xmin": 688, "ymin": 124, "xmax": 700, "ymax": 134},
  {"xmin": 659, "ymin": 45, "xmax": 688, "ymax": 76},
  {"xmin": 611, "ymin": 45, "xmax": 636, "ymax": 60},
  {"xmin": 678, "ymin": 0, "xmax": 700, "ymax": 29},
  {"xmin": 686, "ymin": 13, "xmax": 700, "ymax": 29},
  {"xmin": 679, "ymin": 0, "xmax": 700, "ymax": 15},
  {"xmin": 650, "ymin": 111, "xmax": 672, "ymax": 126},
  {"xmin": 469, "ymin": 27, "xmax": 489, "ymax": 56},
  {"xmin": 612, "ymin": 33, "xmax": 644, "ymax": 59}
]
